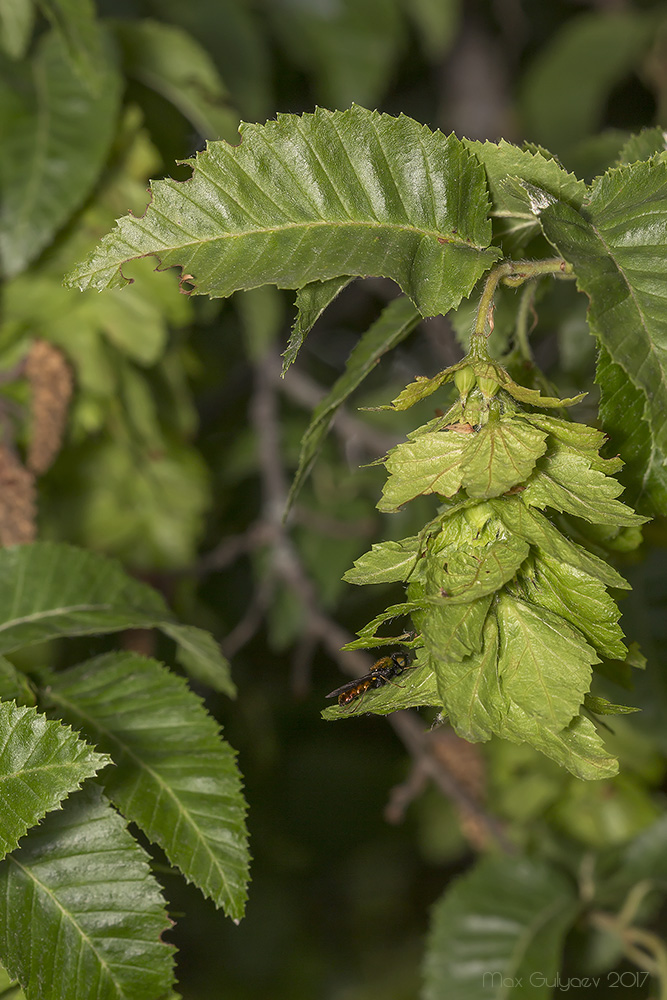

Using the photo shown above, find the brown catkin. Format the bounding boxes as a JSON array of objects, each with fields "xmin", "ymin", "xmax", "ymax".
[
  {"xmin": 0, "ymin": 445, "xmax": 36, "ymax": 545},
  {"xmin": 25, "ymin": 339, "xmax": 73, "ymax": 475}
]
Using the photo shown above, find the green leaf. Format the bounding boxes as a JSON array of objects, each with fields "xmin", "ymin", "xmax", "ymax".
[
  {"xmin": 423, "ymin": 855, "xmax": 577, "ymax": 1000},
  {"xmin": 267, "ymin": 0, "xmax": 403, "ymax": 108},
  {"xmin": 112, "ymin": 19, "xmax": 240, "ymax": 141},
  {"xmin": 618, "ymin": 127, "xmax": 667, "ymax": 165},
  {"xmin": 36, "ymin": 0, "xmax": 107, "ymax": 92},
  {"xmin": 343, "ymin": 535, "xmax": 421, "ymax": 585},
  {"xmin": 500, "ymin": 711, "xmax": 618, "ymax": 780},
  {"xmin": 492, "ymin": 497, "xmax": 631, "ymax": 591},
  {"xmin": 496, "ymin": 594, "xmax": 596, "ymax": 732},
  {"xmin": 344, "ymin": 601, "xmax": 425, "ymax": 649},
  {"xmin": 467, "ymin": 137, "xmax": 586, "ymax": 249},
  {"xmin": 162, "ymin": 623, "xmax": 235, "ymax": 697},
  {"xmin": 0, "ymin": 543, "xmax": 234, "ymax": 696},
  {"xmin": 46, "ymin": 652, "xmax": 250, "ymax": 918},
  {"xmin": 521, "ymin": 446, "xmax": 645, "ymax": 526},
  {"xmin": 0, "ymin": 702, "xmax": 108, "ymax": 861},
  {"xmin": 0, "ymin": 657, "xmax": 35, "ymax": 706},
  {"xmin": 323, "ymin": 650, "xmax": 440, "ymax": 719},
  {"xmin": 460, "ymin": 418, "xmax": 548, "ymax": 498},
  {"xmin": 416, "ymin": 593, "xmax": 492, "ymax": 662},
  {"xmin": 288, "ymin": 294, "xmax": 421, "ymax": 508},
  {"xmin": 0, "ymin": 784, "xmax": 175, "ymax": 1000},
  {"xmin": 434, "ymin": 614, "xmax": 504, "ymax": 741},
  {"xmin": 583, "ymin": 694, "xmax": 639, "ymax": 716},
  {"xmin": 516, "ymin": 553, "xmax": 627, "ymax": 660},
  {"xmin": 379, "ymin": 432, "xmax": 466, "ymax": 511},
  {"xmin": 66, "ymin": 106, "xmax": 501, "ymax": 315},
  {"xmin": 535, "ymin": 159, "xmax": 667, "ymax": 494},
  {"xmin": 422, "ymin": 512, "xmax": 529, "ymax": 603},
  {"xmin": 0, "ymin": 0, "xmax": 35, "ymax": 59},
  {"xmin": 0, "ymin": 27, "xmax": 122, "ymax": 277},
  {"xmin": 597, "ymin": 345, "xmax": 667, "ymax": 516},
  {"xmin": 283, "ymin": 276, "xmax": 353, "ymax": 370},
  {"xmin": 518, "ymin": 11, "xmax": 655, "ymax": 155}
]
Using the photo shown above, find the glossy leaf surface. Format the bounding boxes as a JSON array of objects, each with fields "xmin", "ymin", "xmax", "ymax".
[
  {"xmin": 66, "ymin": 106, "xmax": 501, "ymax": 318},
  {"xmin": 47, "ymin": 652, "xmax": 250, "ymax": 918},
  {"xmin": 0, "ymin": 785, "xmax": 175, "ymax": 1000}
]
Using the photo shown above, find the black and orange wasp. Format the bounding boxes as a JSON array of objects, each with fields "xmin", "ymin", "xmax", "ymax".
[{"xmin": 326, "ymin": 649, "xmax": 416, "ymax": 708}]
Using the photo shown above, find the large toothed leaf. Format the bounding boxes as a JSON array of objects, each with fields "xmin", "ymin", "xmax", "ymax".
[
  {"xmin": 0, "ymin": 543, "xmax": 234, "ymax": 696},
  {"xmin": 0, "ymin": 27, "xmax": 121, "ymax": 277},
  {"xmin": 46, "ymin": 652, "xmax": 250, "ymax": 919},
  {"xmin": 0, "ymin": 785, "xmax": 175, "ymax": 1000},
  {"xmin": 288, "ymin": 294, "xmax": 421, "ymax": 508},
  {"xmin": 466, "ymin": 137, "xmax": 586, "ymax": 250},
  {"xmin": 65, "ymin": 106, "xmax": 501, "ymax": 315},
  {"xmin": 0, "ymin": 702, "xmax": 109, "ymax": 861},
  {"xmin": 495, "ymin": 594, "xmax": 596, "ymax": 733},
  {"xmin": 597, "ymin": 345, "xmax": 667, "ymax": 515},
  {"xmin": 533, "ymin": 159, "xmax": 667, "ymax": 514},
  {"xmin": 423, "ymin": 856, "xmax": 577, "ymax": 1000},
  {"xmin": 415, "ymin": 593, "xmax": 492, "ymax": 663}
]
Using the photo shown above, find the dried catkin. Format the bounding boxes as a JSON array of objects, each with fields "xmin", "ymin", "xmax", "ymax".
[
  {"xmin": 0, "ymin": 445, "xmax": 36, "ymax": 545},
  {"xmin": 25, "ymin": 339, "xmax": 73, "ymax": 475}
]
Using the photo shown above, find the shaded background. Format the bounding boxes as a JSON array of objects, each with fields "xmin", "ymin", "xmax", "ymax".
[{"xmin": 7, "ymin": 0, "xmax": 667, "ymax": 997}]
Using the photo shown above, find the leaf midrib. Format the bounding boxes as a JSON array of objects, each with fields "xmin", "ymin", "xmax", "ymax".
[{"xmin": 48, "ymin": 690, "xmax": 237, "ymax": 901}]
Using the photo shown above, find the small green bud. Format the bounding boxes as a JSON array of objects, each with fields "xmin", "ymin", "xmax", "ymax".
[
  {"xmin": 454, "ymin": 366, "xmax": 476, "ymax": 398},
  {"xmin": 477, "ymin": 376, "xmax": 499, "ymax": 399}
]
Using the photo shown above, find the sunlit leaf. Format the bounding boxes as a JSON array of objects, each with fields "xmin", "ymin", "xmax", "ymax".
[
  {"xmin": 516, "ymin": 553, "xmax": 627, "ymax": 660},
  {"xmin": 66, "ymin": 106, "xmax": 501, "ymax": 316},
  {"xmin": 492, "ymin": 497, "xmax": 631, "ymax": 591},
  {"xmin": 378, "ymin": 432, "xmax": 467, "ymax": 510},
  {"xmin": 521, "ymin": 446, "xmax": 646, "ymax": 526},
  {"xmin": 343, "ymin": 535, "xmax": 421, "ymax": 585},
  {"xmin": 460, "ymin": 419, "xmax": 548, "ymax": 498},
  {"xmin": 0, "ymin": 702, "xmax": 108, "ymax": 861}
]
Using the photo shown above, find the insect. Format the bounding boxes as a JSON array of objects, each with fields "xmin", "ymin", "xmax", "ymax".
[{"xmin": 326, "ymin": 649, "xmax": 415, "ymax": 708}]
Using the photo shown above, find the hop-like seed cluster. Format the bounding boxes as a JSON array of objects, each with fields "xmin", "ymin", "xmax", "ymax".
[{"xmin": 342, "ymin": 362, "xmax": 646, "ymax": 779}]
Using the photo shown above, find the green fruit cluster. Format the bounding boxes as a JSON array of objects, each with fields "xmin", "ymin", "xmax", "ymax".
[{"xmin": 336, "ymin": 361, "xmax": 646, "ymax": 779}]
